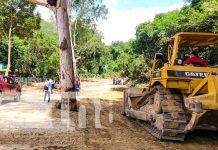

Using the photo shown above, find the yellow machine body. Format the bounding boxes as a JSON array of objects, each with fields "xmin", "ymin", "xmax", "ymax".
[
  {"xmin": 150, "ymin": 32, "xmax": 218, "ymax": 111},
  {"xmin": 123, "ymin": 32, "xmax": 218, "ymax": 141}
]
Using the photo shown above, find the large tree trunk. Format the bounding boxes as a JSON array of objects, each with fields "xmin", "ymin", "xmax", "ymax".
[
  {"xmin": 25, "ymin": 0, "xmax": 77, "ymax": 111},
  {"xmin": 5, "ymin": 23, "xmax": 12, "ymax": 76},
  {"xmin": 56, "ymin": 0, "xmax": 77, "ymax": 111}
]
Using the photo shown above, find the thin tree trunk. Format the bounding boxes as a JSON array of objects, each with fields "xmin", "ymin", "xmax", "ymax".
[
  {"xmin": 56, "ymin": 0, "xmax": 77, "ymax": 111},
  {"xmin": 73, "ymin": 18, "xmax": 78, "ymax": 47},
  {"xmin": 5, "ymin": 22, "xmax": 12, "ymax": 76}
]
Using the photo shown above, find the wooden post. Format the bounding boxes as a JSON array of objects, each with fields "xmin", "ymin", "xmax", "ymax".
[{"xmin": 26, "ymin": 0, "xmax": 77, "ymax": 111}]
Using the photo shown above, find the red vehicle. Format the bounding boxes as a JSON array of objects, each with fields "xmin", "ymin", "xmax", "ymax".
[{"xmin": 0, "ymin": 75, "xmax": 21, "ymax": 104}]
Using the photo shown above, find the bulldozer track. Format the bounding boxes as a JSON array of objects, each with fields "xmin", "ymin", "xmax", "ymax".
[{"xmin": 137, "ymin": 85, "xmax": 188, "ymax": 141}]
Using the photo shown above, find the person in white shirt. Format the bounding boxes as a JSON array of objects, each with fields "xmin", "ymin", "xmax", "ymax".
[
  {"xmin": 49, "ymin": 78, "xmax": 55, "ymax": 93},
  {"xmin": 44, "ymin": 79, "xmax": 52, "ymax": 102}
]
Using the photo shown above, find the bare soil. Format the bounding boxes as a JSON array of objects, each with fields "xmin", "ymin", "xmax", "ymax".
[{"xmin": 0, "ymin": 79, "xmax": 218, "ymax": 150}]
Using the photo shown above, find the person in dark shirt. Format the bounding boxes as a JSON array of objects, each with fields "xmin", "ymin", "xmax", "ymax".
[
  {"xmin": 75, "ymin": 76, "xmax": 80, "ymax": 96},
  {"xmin": 183, "ymin": 52, "xmax": 208, "ymax": 67}
]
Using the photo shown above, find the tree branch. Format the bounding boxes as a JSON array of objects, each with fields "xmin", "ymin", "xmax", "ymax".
[
  {"xmin": 73, "ymin": 18, "xmax": 78, "ymax": 47},
  {"xmin": 26, "ymin": 0, "xmax": 47, "ymax": 7},
  {"xmin": 25, "ymin": 0, "xmax": 60, "ymax": 13}
]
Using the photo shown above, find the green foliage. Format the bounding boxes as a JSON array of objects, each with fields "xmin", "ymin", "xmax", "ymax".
[
  {"xmin": 0, "ymin": 0, "xmax": 41, "ymax": 75},
  {"xmin": 71, "ymin": 0, "xmax": 108, "ymax": 46},
  {"xmin": 22, "ymin": 20, "xmax": 59, "ymax": 79},
  {"xmin": 0, "ymin": 0, "xmax": 41, "ymax": 39},
  {"xmin": 10, "ymin": 20, "xmax": 59, "ymax": 79},
  {"xmin": 107, "ymin": 41, "xmax": 149, "ymax": 82},
  {"xmin": 75, "ymin": 28, "xmax": 109, "ymax": 77},
  {"xmin": 111, "ymin": 0, "xmax": 218, "ymax": 82},
  {"xmin": 71, "ymin": 0, "xmax": 109, "ymax": 77},
  {"xmin": 73, "ymin": 0, "xmax": 108, "ymax": 21},
  {"xmin": 0, "ymin": 40, "xmax": 20, "ymax": 73},
  {"xmin": 180, "ymin": 0, "xmax": 217, "ymax": 32},
  {"xmin": 133, "ymin": 0, "xmax": 218, "ymax": 68}
]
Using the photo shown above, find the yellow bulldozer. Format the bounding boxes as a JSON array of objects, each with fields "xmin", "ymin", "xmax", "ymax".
[{"xmin": 123, "ymin": 32, "xmax": 218, "ymax": 141}]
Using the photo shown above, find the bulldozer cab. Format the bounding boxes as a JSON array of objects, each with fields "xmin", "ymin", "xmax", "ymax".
[
  {"xmin": 149, "ymin": 32, "xmax": 218, "ymax": 91},
  {"xmin": 150, "ymin": 32, "xmax": 218, "ymax": 79},
  {"xmin": 168, "ymin": 32, "xmax": 218, "ymax": 66}
]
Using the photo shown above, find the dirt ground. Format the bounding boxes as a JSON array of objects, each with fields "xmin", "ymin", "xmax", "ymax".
[{"xmin": 0, "ymin": 79, "xmax": 218, "ymax": 150}]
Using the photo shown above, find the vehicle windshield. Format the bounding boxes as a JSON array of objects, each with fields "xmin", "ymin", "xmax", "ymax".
[{"xmin": 3, "ymin": 77, "xmax": 14, "ymax": 84}]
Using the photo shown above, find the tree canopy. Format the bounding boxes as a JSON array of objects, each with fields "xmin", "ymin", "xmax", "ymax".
[
  {"xmin": 0, "ymin": 0, "xmax": 41, "ymax": 40},
  {"xmin": 0, "ymin": 0, "xmax": 41, "ymax": 75}
]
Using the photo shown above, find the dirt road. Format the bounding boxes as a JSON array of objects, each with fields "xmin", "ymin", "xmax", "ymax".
[{"xmin": 0, "ymin": 79, "xmax": 218, "ymax": 150}]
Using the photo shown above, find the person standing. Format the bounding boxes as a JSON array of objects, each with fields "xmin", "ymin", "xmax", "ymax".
[
  {"xmin": 75, "ymin": 76, "xmax": 80, "ymax": 96},
  {"xmin": 75, "ymin": 80, "xmax": 80, "ymax": 96},
  {"xmin": 44, "ymin": 79, "xmax": 52, "ymax": 103}
]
